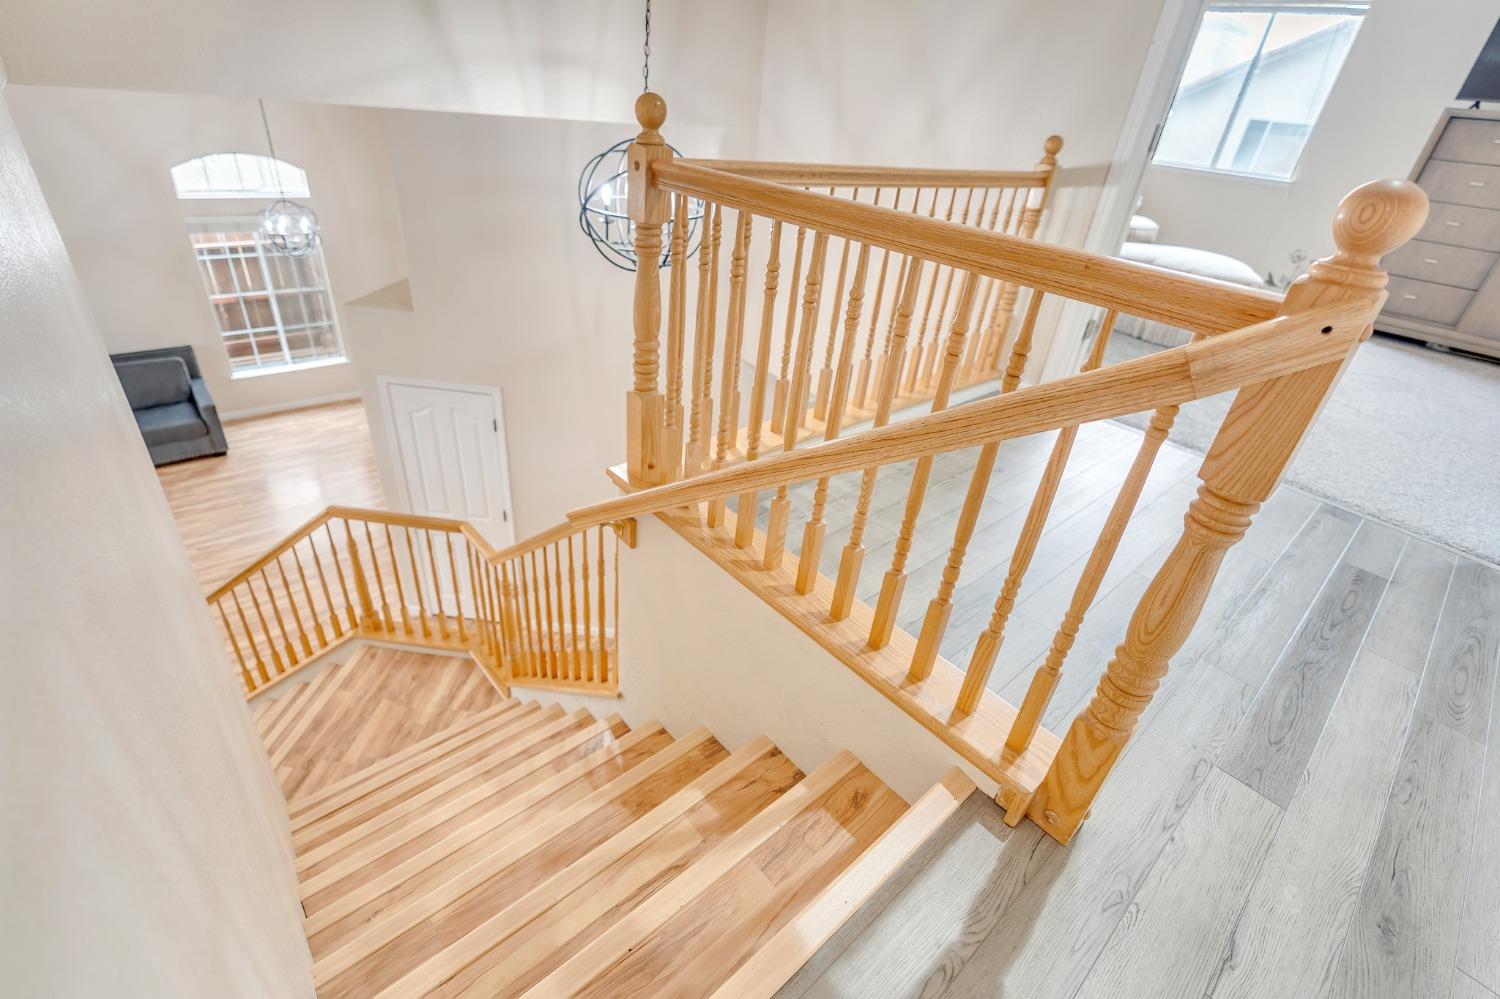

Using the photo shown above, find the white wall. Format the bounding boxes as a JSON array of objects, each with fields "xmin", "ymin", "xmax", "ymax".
[
  {"xmin": 0, "ymin": 0, "xmax": 769, "ymax": 157},
  {"xmin": 6, "ymin": 86, "xmax": 408, "ymax": 416},
  {"xmin": 348, "ymin": 109, "xmax": 720, "ymax": 538},
  {"xmin": 1140, "ymin": 0, "xmax": 1497, "ymax": 276},
  {"xmin": 532, "ymin": 518, "xmax": 990, "ymax": 803},
  {"xmin": 0, "ymin": 80, "xmax": 312, "ymax": 996}
]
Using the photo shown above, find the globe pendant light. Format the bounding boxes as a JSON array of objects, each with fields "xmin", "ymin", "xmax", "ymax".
[
  {"xmin": 577, "ymin": 0, "xmax": 702, "ymax": 271},
  {"xmin": 257, "ymin": 100, "xmax": 320, "ymax": 256}
]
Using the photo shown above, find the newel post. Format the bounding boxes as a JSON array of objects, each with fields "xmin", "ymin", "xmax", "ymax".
[
  {"xmin": 626, "ymin": 91, "xmax": 678, "ymax": 487},
  {"xmin": 1027, "ymin": 179, "xmax": 1428, "ymax": 844}
]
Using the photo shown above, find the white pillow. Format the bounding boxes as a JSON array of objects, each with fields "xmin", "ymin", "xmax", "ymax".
[
  {"xmin": 1117, "ymin": 241, "xmax": 1267, "ymax": 289},
  {"xmin": 1127, "ymin": 214, "xmax": 1160, "ymax": 243}
]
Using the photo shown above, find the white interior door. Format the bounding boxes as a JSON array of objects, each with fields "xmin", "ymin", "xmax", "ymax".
[{"xmin": 383, "ymin": 378, "xmax": 516, "ymax": 617}]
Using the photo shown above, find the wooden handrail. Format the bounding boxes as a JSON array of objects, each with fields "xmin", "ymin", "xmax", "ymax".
[
  {"xmin": 651, "ymin": 161, "xmax": 1281, "ymax": 336},
  {"xmin": 567, "ymin": 300, "xmax": 1370, "ymax": 528},
  {"xmin": 681, "ymin": 158, "xmax": 1055, "ymax": 189}
]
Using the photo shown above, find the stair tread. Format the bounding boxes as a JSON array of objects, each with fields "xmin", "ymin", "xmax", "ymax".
[
  {"xmin": 257, "ymin": 673, "xmax": 324, "ymax": 747},
  {"xmin": 294, "ymin": 703, "xmax": 565, "ymax": 853},
  {"xmin": 312, "ymin": 727, "xmax": 728, "ymax": 997},
  {"xmin": 529, "ymin": 749, "xmax": 908, "ymax": 997},
  {"xmin": 713, "ymin": 767, "xmax": 976, "ymax": 999},
  {"xmin": 298, "ymin": 713, "xmax": 631, "ymax": 886},
  {"xmin": 290, "ymin": 700, "xmax": 531, "ymax": 830},
  {"xmin": 294, "ymin": 709, "xmax": 611, "ymax": 875},
  {"xmin": 301, "ymin": 720, "xmax": 666, "ymax": 912},
  {"xmin": 399, "ymin": 738, "xmax": 806, "ymax": 997},
  {"xmin": 288, "ymin": 700, "xmax": 520, "ymax": 821},
  {"xmin": 268, "ymin": 658, "xmax": 367, "ymax": 768}
]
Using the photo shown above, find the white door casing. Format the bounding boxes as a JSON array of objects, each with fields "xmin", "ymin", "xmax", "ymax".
[{"xmin": 381, "ymin": 377, "xmax": 517, "ymax": 616}]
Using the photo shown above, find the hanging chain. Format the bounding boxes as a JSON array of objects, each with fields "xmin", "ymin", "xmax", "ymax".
[
  {"xmin": 641, "ymin": 0, "xmax": 652, "ymax": 92},
  {"xmin": 258, "ymin": 99, "xmax": 287, "ymax": 201}
]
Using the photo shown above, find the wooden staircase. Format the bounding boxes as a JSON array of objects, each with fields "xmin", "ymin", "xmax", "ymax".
[{"xmin": 253, "ymin": 647, "xmax": 973, "ymax": 996}]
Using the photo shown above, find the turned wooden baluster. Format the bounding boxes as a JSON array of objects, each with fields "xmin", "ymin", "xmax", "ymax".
[
  {"xmin": 361, "ymin": 521, "xmax": 394, "ymax": 633},
  {"xmin": 708, "ymin": 209, "xmax": 753, "ymax": 527},
  {"xmin": 796, "ymin": 240, "xmax": 871, "ymax": 594},
  {"xmin": 382, "ymin": 524, "xmax": 413, "ymax": 636},
  {"xmin": 444, "ymin": 532, "xmax": 467, "ymax": 643},
  {"xmin": 769, "ymin": 225, "xmax": 806, "ymax": 438},
  {"xmin": 763, "ymin": 231, "xmax": 830, "ymax": 569},
  {"xmin": 218, "ymin": 599, "xmax": 255, "ymax": 692},
  {"xmin": 664, "ymin": 193, "xmax": 689, "ymax": 457},
  {"xmin": 961, "ymin": 187, "xmax": 1007, "ymax": 379},
  {"xmin": 916, "ymin": 187, "xmax": 976, "ymax": 388},
  {"xmin": 979, "ymin": 137, "xmax": 1061, "ymax": 374},
  {"xmin": 830, "ymin": 259, "xmax": 924, "ymax": 620},
  {"xmin": 691, "ymin": 204, "xmax": 724, "ymax": 473},
  {"xmin": 422, "ymin": 528, "xmax": 449, "ymax": 640},
  {"xmin": 735, "ymin": 219, "xmax": 784, "ymax": 549},
  {"xmin": 852, "ymin": 188, "xmax": 897, "ymax": 411},
  {"xmin": 273, "ymin": 556, "xmax": 314, "ymax": 656},
  {"xmin": 288, "ymin": 546, "xmax": 328, "ymax": 647},
  {"xmin": 870, "ymin": 252, "xmax": 912, "ymax": 409},
  {"xmin": 813, "ymin": 188, "xmax": 857, "ymax": 422},
  {"xmin": 1030, "ymin": 179, "xmax": 1426, "ymax": 843},
  {"xmin": 1003, "ymin": 322, "xmax": 1199, "ymax": 752},
  {"xmin": 975, "ymin": 189, "xmax": 1026, "ymax": 372},
  {"xmin": 906, "ymin": 288, "xmax": 1052, "ymax": 682},
  {"xmin": 230, "ymin": 589, "xmax": 270, "ymax": 684},
  {"xmin": 685, "ymin": 199, "xmax": 718, "ymax": 475},
  {"xmin": 625, "ymin": 92, "xmax": 677, "ymax": 486},
  {"xmin": 399, "ymin": 526, "xmax": 431, "ymax": 638},
  {"xmin": 597, "ymin": 525, "xmax": 609, "ymax": 684},
  {"xmin": 540, "ymin": 544, "xmax": 558, "ymax": 676},
  {"xmin": 256, "ymin": 568, "xmax": 297, "ymax": 668},
  {"xmin": 305, "ymin": 531, "xmax": 343, "ymax": 639},
  {"xmin": 580, "ymin": 529, "xmax": 594, "ymax": 681},
  {"xmin": 903, "ymin": 188, "xmax": 956, "ymax": 395},
  {"xmin": 564, "ymin": 543, "xmax": 578, "ymax": 678},
  {"xmin": 868, "ymin": 270, "xmax": 982, "ymax": 649},
  {"xmin": 958, "ymin": 297, "xmax": 1101, "ymax": 710}
]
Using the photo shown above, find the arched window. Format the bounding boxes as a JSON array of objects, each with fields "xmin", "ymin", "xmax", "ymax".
[{"xmin": 170, "ymin": 152, "xmax": 310, "ymax": 200}]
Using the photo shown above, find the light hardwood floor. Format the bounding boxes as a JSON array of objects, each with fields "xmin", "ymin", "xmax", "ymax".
[
  {"xmin": 156, "ymin": 400, "xmax": 383, "ymax": 593},
  {"xmin": 774, "ymin": 423, "xmax": 1500, "ymax": 999}
]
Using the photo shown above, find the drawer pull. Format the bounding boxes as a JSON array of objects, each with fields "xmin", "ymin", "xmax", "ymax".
[
  {"xmin": 1423, "ymin": 257, "xmax": 1440, "ymax": 265},
  {"xmin": 1446, "ymin": 220, "xmax": 1463, "ymax": 227},
  {"xmin": 1402, "ymin": 293, "xmax": 1419, "ymax": 300},
  {"xmin": 1470, "ymin": 181, "xmax": 1487, "ymax": 187}
]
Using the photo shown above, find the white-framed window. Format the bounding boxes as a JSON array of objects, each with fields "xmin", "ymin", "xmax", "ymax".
[
  {"xmin": 187, "ymin": 219, "xmax": 344, "ymax": 377},
  {"xmin": 1153, "ymin": 2, "xmax": 1366, "ymax": 181},
  {"xmin": 171, "ymin": 152, "xmax": 311, "ymax": 200}
]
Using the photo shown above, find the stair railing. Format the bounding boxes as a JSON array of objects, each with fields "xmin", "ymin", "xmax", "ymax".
[
  {"xmin": 602, "ymin": 91, "xmax": 1427, "ymax": 844},
  {"xmin": 207, "ymin": 508, "xmax": 629, "ymax": 701}
]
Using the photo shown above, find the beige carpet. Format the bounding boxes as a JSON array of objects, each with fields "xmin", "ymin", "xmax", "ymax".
[{"xmin": 1107, "ymin": 332, "xmax": 1500, "ymax": 566}]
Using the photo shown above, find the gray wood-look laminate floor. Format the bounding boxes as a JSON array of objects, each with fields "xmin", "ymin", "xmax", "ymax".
[{"xmin": 747, "ymin": 420, "xmax": 1500, "ymax": 999}]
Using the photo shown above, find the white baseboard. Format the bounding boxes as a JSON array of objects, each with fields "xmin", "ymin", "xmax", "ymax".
[{"xmin": 221, "ymin": 391, "xmax": 362, "ymax": 422}]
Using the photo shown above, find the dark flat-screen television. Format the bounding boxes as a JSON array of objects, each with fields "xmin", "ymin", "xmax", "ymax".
[{"xmin": 1459, "ymin": 17, "xmax": 1500, "ymax": 103}]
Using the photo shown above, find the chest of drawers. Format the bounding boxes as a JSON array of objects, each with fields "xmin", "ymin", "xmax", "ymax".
[{"xmin": 1377, "ymin": 108, "xmax": 1500, "ymax": 360}]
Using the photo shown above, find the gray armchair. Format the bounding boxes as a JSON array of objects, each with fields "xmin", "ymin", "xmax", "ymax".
[{"xmin": 110, "ymin": 346, "xmax": 228, "ymax": 465}]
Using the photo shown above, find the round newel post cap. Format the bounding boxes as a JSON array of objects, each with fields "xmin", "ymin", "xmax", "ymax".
[
  {"xmin": 635, "ymin": 91, "xmax": 667, "ymax": 136},
  {"xmin": 1330, "ymin": 179, "xmax": 1428, "ymax": 265},
  {"xmin": 1043, "ymin": 134, "xmax": 1064, "ymax": 157}
]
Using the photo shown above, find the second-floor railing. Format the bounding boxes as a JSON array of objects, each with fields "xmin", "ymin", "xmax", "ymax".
[
  {"xmin": 208, "ymin": 507, "xmax": 626, "ymax": 700},
  {"xmin": 598, "ymin": 91, "xmax": 1426, "ymax": 845}
]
